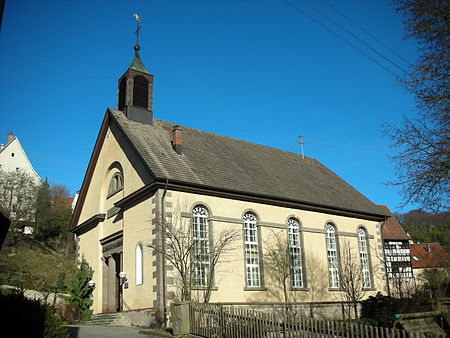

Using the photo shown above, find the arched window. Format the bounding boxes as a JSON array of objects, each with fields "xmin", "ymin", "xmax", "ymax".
[
  {"xmin": 358, "ymin": 228, "xmax": 372, "ymax": 288},
  {"xmin": 243, "ymin": 212, "xmax": 261, "ymax": 287},
  {"xmin": 108, "ymin": 172, "xmax": 123, "ymax": 196},
  {"xmin": 288, "ymin": 218, "xmax": 304, "ymax": 288},
  {"xmin": 192, "ymin": 206, "xmax": 210, "ymax": 287},
  {"xmin": 325, "ymin": 223, "xmax": 340, "ymax": 288},
  {"xmin": 135, "ymin": 243, "xmax": 143, "ymax": 285},
  {"xmin": 133, "ymin": 75, "xmax": 149, "ymax": 109}
]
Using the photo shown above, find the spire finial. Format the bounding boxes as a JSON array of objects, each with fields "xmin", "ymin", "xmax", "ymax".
[{"xmin": 133, "ymin": 13, "xmax": 142, "ymax": 51}]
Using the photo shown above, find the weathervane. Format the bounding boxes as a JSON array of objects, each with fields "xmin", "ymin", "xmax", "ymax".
[{"xmin": 133, "ymin": 13, "xmax": 142, "ymax": 50}]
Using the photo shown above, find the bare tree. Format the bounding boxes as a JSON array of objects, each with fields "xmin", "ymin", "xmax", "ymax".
[
  {"xmin": 201, "ymin": 228, "xmax": 240, "ymax": 303},
  {"xmin": 148, "ymin": 205, "xmax": 239, "ymax": 303},
  {"xmin": 49, "ymin": 183, "xmax": 71, "ymax": 198},
  {"xmin": 384, "ymin": 116, "xmax": 449, "ymax": 212},
  {"xmin": 384, "ymin": 0, "xmax": 450, "ymax": 212},
  {"xmin": 0, "ymin": 169, "xmax": 38, "ymax": 244},
  {"xmin": 264, "ymin": 229, "xmax": 291, "ymax": 304},
  {"xmin": 417, "ymin": 268, "xmax": 450, "ymax": 309},
  {"xmin": 338, "ymin": 242, "xmax": 368, "ymax": 319}
]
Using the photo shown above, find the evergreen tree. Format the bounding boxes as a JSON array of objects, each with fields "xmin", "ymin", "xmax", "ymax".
[
  {"xmin": 34, "ymin": 181, "xmax": 57, "ymax": 241},
  {"xmin": 65, "ymin": 258, "xmax": 94, "ymax": 320}
]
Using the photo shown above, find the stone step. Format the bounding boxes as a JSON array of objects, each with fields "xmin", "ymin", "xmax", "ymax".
[{"xmin": 81, "ymin": 313, "xmax": 132, "ymax": 327}]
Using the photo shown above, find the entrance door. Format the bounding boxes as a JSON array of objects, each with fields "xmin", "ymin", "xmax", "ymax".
[
  {"xmin": 113, "ymin": 253, "xmax": 122, "ymax": 312},
  {"xmin": 104, "ymin": 253, "xmax": 122, "ymax": 313},
  {"xmin": 100, "ymin": 231, "xmax": 124, "ymax": 313}
]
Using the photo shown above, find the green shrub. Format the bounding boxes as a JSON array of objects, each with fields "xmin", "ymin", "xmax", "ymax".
[
  {"xmin": 0, "ymin": 289, "xmax": 69, "ymax": 338},
  {"xmin": 64, "ymin": 257, "xmax": 94, "ymax": 320},
  {"xmin": 360, "ymin": 293, "xmax": 431, "ymax": 327}
]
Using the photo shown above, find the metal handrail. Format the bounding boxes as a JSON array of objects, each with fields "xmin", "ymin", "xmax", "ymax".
[{"xmin": 122, "ymin": 297, "xmax": 132, "ymax": 311}]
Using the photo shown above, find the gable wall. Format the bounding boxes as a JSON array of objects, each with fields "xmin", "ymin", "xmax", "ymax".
[
  {"xmin": 76, "ymin": 121, "xmax": 155, "ymax": 313},
  {"xmin": 0, "ymin": 139, "xmax": 40, "ymax": 183}
]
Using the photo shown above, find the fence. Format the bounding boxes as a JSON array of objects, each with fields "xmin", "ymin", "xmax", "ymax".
[
  {"xmin": 195, "ymin": 301, "xmax": 361, "ymax": 321},
  {"xmin": 189, "ymin": 302, "xmax": 423, "ymax": 338}
]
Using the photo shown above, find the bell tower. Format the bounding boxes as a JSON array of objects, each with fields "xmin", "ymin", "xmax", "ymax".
[{"xmin": 117, "ymin": 14, "xmax": 154, "ymax": 124}]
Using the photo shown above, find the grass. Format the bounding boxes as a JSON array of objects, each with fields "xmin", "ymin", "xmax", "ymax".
[{"xmin": 0, "ymin": 238, "xmax": 77, "ymax": 293}]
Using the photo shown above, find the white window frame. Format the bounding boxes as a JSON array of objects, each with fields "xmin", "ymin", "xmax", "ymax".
[
  {"xmin": 192, "ymin": 206, "xmax": 210, "ymax": 287},
  {"xmin": 243, "ymin": 213, "xmax": 261, "ymax": 288},
  {"xmin": 358, "ymin": 228, "xmax": 372, "ymax": 288},
  {"xmin": 325, "ymin": 223, "xmax": 340, "ymax": 288},
  {"xmin": 288, "ymin": 218, "xmax": 304, "ymax": 288}
]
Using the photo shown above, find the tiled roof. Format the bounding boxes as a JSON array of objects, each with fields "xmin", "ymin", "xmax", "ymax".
[
  {"xmin": 53, "ymin": 197, "xmax": 74, "ymax": 212},
  {"xmin": 109, "ymin": 109, "xmax": 386, "ymax": 217},
  {"xmin": 378, "ymin": 205, "xmax": 410, "ymax": 240},
  {"xmin": 410, "ymin": 243, "xmax": 450, "ymax": 268}
]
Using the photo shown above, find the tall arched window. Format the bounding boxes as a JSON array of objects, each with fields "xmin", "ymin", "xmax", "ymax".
[
  {"xmin": 288, "ymin": 218, "xmax": 304, "ymax": 288},
  {"xmin": 192, "ymin": 206, "xmax": 210, "ymax": 287},
  {"xmin": 325, "ymin": 223, "xmax": 340, "ymax": 288},
  {"xmin": 243, "ymin": 212, "xmax": 261, "ymax": 287},
  {"xmin": 358, "ymin": 227, "xmax": 372, "ymax": 288},
  {"xmin": 108, "ymin": 172, "xmax": 123, "ymax": 196},
  {"xmin": 135, "ymin": 243, "xmax": 143, "ymax": 285}
]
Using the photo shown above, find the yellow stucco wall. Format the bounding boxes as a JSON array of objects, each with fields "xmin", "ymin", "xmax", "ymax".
[
  {"xmin": 167, "ymin": 191, "xmax": 385, "ymax": 304},
  {"xmin": 76, "ymin": 122, "xmax": 156, "ymax": 313}
]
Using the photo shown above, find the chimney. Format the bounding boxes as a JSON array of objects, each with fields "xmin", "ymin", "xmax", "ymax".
[
  {"xmin": 172, "ymin": 125, "xmax": 182, "ymax": 155},
  {"xmin": 6, "ymin": 131, "xmax": 14, "ymax": 144}
]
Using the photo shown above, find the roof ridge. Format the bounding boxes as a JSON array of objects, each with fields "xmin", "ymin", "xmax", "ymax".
[
  {"xmin": 151, "ymin": 117, "xmax": 317, "ymax": 162},
  {"xmin": 108, "ymin": 109, "xmax": 318, "ymax": 162}
]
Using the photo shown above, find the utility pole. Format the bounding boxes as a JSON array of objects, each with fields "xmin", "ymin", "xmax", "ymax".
[{"xmin": 298, "ymin": 136, "xmax": 305, "ymax": 159}]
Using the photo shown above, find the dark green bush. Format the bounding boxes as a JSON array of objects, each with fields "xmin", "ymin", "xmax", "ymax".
[
  {"xmin": 360, "ymin": 293, "xmax": 431, "ymax": 328},
  {"xmin": 64, "ymin": 257, "xmax": 94, "ymax": 320},
  {"xmin": 0, "ymin": 289, "xmax": 69, "ymax": 338}
]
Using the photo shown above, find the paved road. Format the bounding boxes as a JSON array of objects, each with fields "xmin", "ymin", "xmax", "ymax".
[{"xmin": 64, "ymin": 325, "xmax": 163, "ymax": 338}]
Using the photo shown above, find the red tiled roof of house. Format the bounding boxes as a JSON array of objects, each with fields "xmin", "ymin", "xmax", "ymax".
[
  {"xmin": 410, "ymin": 243, "xmax": 450, "ymax": 269},
  {"xmin": 377, "ymin": 205, "xmax": 410, "ymax": 240},
  {"xmin": 53, "ymin": 197, "xmax": 74, "ymax": 212}
]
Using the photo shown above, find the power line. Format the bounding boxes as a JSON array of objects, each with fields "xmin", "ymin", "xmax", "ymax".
[
  {"xmin": 282, "ymin": 0, "xmax": 402, "ymax": 78},
  {"xmin": 318, "ymin": 0, "xmax": 412, "ymax": 67},
  {"xmin": 298, "ymin": 0, "xmax": 408, "ymax": 74}
]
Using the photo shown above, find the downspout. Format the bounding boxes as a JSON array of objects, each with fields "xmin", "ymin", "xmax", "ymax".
[
  {"xmin": 380, "ymin": 216, "xmax": 391, "ymax": 296},
  {"xmin": 161, "ymin": 178, "xmax": 169, "ymax": 328}
]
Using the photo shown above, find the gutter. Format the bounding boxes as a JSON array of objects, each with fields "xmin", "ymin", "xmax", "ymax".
[
  {"xmin": 380, "ymin": 216, "xmax": 391, "ymax": 296},
  {"xmin": 114, "ymin": 179, "xmax": 387, "ymax": 222},
  {"xmin": 161, "ymin": 178, "xmax": 169, "ymax": 328}
]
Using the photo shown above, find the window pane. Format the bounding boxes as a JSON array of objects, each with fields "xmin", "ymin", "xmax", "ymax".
[
  {"xmin": 288, "ymin": 218, "xmax": 304, "ymax": 288},
  {"xmin": 325, "ymin": 223, "xmax": 339, "ymax": 288},
  {"xmin": 135, "ymin": 244, "xmax": 143, "ymax": 285},
  {"xmin": 243, "ymin": 213, "xmax": 261, "ymax": 287},
  {"xmin": 192, "ymin": 206, "xmax": 210, "ymax": 287}
]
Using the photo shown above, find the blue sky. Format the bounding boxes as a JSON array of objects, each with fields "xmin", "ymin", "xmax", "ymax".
[{"xmin": 0, "ymin": 0, "xmax": 420, "ymax": 213}]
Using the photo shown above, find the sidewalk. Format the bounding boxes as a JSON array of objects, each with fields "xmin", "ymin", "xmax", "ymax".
[
  {"xmin": 64, "ymin": 325, "xmax": 162, "ymax": 338},
  {"xmin": 64, "ymin": 325, "xmax": 199, "ymax": 338}
]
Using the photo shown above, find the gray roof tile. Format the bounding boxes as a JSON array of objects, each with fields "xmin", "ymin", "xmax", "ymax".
[{"xmin": 110, "ymin": 109, "xmax": 385, "ymax": 217}]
